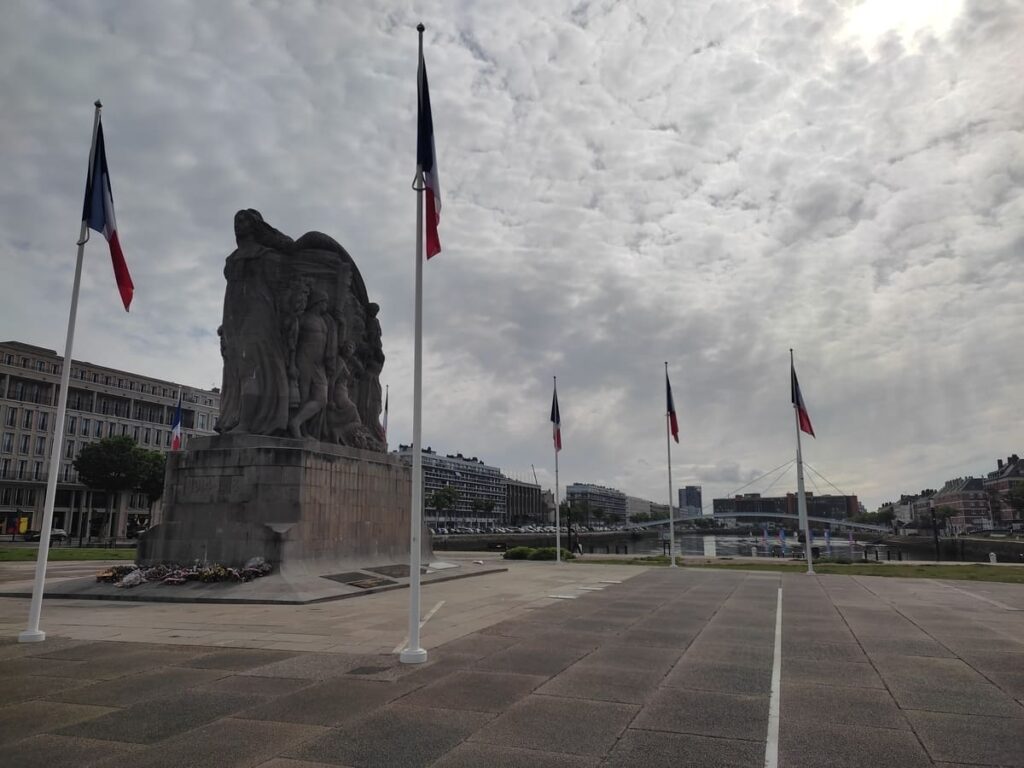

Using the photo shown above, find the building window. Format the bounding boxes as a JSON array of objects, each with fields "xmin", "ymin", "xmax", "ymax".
[
  {"xmin": 13, "ymin": 487, "xmax": 23, "ymax": 504},
  {"xmin": 22, "ymin": 410, "xmax": 34, "ymax": 429},
  {"xmin": 25, "ymin": 489, "xmax": 36, "ymax": 505},
  {"xmin": 166, "ymin": 432, "xmax": 171, "ymax": 447},
  {"xmin": 81, "ymin": 418, "xmax": 90, "ymax": 436},
  {"xmin": 1, "ymin": 433, "xmax": 12, "ymax": 453},
  {"xmin": 143, "ymin": 428, "xmax": 151, "ymax": 444},
  {"xmin": 94, "ymin": 421, "xmax": 103, "ymax": 437},
  {"xmin": 67, "ymin": 416, "xmax": 77, "ymax": 434},
  {"xmin": 3, "ymin": 353, "xmax": 12, "ymax": 365},
  {"xmin": 62, "ymin": 463, "xmax": 72, "ymax": 481},
  {"xmin": 19, "ymin": 435, "xmax": 30, "ymax": 454},
  {"xmin": 17, "ymin": 460, "xmax": 27, "ymax": 479},
  {"xmin": 0, "ymin": 487, "xmax": 10, "ymax": 504},
  {"xmin": 3, "ymin": 408, "xmax": 15, "ymax": 428},
  {"xmin": 36, "ymin": 361, "xmax": 46, "ymax": 371},
  {"xmin": 34, "ymin": 437, "xmax": 45, "ymax": 456},
  {"xmin": 121, "ymin": 424, "xmax": 128, "ymax": 437},
  {"xmin": 33, "ymin": 462, "xmax": 43, "ymax": 480},
  {"xmin": 37, "ymin": 412, "xmax": 47, "ymax": 431},
  {"xmin": 64, "ymin": 440, "xmax": 75, "ymax": 458},
  {"xmin": 0, "ymin": 458, "xmax": 9, "ymax": 479},
  {"xmin": 132, "ymin": 426, "xmax": 139, "ymax": 442},
  {"xmin": 199, "ymin": 413, "xmax": 207, "ymax": 430}
]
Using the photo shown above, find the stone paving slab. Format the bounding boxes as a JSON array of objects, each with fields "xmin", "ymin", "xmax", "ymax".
[
  {"xmin": 2, "ymin": 561, "xmax": 1024, "ymax": 766},
  {"xmin": 287, "ymin": 704, "xmax": 493, "ymax": 768}
]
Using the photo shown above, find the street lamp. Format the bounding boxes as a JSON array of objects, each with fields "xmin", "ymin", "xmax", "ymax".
[{"xmin": 929, "ymin": 500, "xmax": 940, "ymax": 562}]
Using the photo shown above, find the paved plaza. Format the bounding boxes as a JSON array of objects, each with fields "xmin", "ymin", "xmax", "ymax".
[{"xmin": 1, "ymin": 558, "xmax": 1023, "ymax": 767}]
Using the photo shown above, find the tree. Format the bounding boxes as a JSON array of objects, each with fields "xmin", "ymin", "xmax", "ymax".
[
  {"xmin": 428, "ymin": 485, "xmax": 460, "ymax": 525},
  {"xmin": 73, "ymin": 436, "xmax": 144, "ymax": 540},
  {"xmin": 136, "ymin": 449, "xmax": 167, "ymax": 507}
]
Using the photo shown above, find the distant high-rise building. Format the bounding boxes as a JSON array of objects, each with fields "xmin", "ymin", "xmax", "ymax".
[{"xmin": 679, "ymin": 485, "xmax": 703, "ymax": 516}]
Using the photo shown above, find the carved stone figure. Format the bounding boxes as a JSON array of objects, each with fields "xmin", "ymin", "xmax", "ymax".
[{"xmin": 216, "ymin": 210, "xmax": 386, "ymax": 450}]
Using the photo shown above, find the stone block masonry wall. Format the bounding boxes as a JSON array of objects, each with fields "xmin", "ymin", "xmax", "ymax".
[{"xmin": 139, "ymin": 433, "xmax": 426, "ymax": 569}]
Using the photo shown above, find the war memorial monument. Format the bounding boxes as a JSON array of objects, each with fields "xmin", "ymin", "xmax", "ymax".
[{"xmin": 138, "ymin": 210, "xmax": 432, "ymax": 585}]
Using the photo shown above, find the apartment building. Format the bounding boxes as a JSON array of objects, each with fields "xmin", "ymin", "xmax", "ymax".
[{"xmin": 0, "ymin": 341, "xmax": 219, "ymax": 540}]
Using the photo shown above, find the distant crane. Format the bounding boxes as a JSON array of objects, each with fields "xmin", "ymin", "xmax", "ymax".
[{"xmin": 531, "ymin": 464, "xmax": 539, "ymax": 485}]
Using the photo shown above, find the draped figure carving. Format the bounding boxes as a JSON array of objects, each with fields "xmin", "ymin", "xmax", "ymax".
[{"xmin": 217, "ymin": 210, "xmax": 385, "ymax": 451}]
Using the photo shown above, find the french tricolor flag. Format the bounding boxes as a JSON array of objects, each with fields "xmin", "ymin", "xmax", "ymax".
[
  {"xmin": 550, "ymin": 382, "xmax": 561, "ymax": 453},
  {"xmin": 666, "ymin": 371, "xmax": 679, "ymax": 443},
  {"xmin": 790, "ymin": 362, "xmax": 815, "ymax": 438},
  {"xmin": 417, "ymin": 43, "xmax": 441, "ymax": 259},
  {"xmin": 170, "ymin": 394, "xmax": 183, "ymax": 451},
  {"xmin": 82, "ymin": 120, "xmax": 133, "ymax": 311}
]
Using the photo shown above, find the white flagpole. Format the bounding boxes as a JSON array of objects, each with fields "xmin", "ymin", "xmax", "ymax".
[
  {"xmin": 665, "ymin": 362, "xmax": 677, "ymax": 567},
  {"xmin": 791, "ymin": 349, "xmax": 814, "ymax": 575},
  {"xmin": 554, "ymin": 376, "xmax": 561, "ymax": 563},
  {"xmin": 20, "ymin": 100, "xmax": 103, "ymax": 643},
  {"xmin": 401, "ymin": 25, "xmax": 428, "ymax": 665}
]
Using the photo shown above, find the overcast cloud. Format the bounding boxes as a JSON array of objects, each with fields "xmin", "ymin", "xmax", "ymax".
[{"xmin": 1, "ymin": 0, "xmax": 1021, "ymax": 512}]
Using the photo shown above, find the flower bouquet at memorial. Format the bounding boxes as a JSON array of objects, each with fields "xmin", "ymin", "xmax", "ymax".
[{"xmin": 94, "ymin": 557, "xmax": 273, "ymax": 587}]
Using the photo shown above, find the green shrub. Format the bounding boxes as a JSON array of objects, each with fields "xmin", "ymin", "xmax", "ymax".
[
  {"xmin": 503, "ymin": 547, "xmax": 535, "ymax": 560},
  {"xmin": 527, "ymin": 547, "xmax": 574, "ymax": 561}
]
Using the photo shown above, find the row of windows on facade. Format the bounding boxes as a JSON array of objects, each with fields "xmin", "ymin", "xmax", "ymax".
[
  {"xmin": 6, "ymin": 381, "xmax": 211, "ymax": 427},
  {"xmin": 2, "ymin": 407, "xmax": 204, "ymax": 443},
  {"xmin": 1, "ymin": 423, "xmax": 185, "ymax": 455},
  {"xmin": 0, "ymin": 458, "xmax": 76, "ymax": 483},
  {"xmin": 3, "ymin": 352, "xmax": 216, "ymax": 407},
  {"xmin": 0, "ymin": 485, "xmax": 151, "ymax": 510}
]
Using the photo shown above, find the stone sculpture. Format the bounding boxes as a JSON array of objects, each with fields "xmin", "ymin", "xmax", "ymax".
[{"xmin": 217, "ymin": 210, "xmax": 385, "ymax": 451}]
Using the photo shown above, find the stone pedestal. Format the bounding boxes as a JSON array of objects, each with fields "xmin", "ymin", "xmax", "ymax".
[{"xmin": 138, "ymin": 434, "xmax": 430, "ymax": 571}]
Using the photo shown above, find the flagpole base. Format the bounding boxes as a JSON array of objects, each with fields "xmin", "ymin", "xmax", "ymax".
[
  {"xmin": 400, "ymin": 647, "xmax": 428, "ymax": 664},
  {"xmin": 18, "ymin": 629, "xmax": 46, "ymax": 643},
  {"xmin": 805, "ymin": 567, "xmax": 815, "ymax": 575}
]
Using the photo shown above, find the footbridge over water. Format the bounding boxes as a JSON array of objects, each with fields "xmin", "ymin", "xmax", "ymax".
[{"xmin": 637, "ymin": 511, "xmax": 889, "ymax": 533}]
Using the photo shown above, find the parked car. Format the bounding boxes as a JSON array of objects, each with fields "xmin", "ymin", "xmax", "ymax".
[{"xmin": 23, "ymin": 529, "xmax": 68, "ymax": 543}]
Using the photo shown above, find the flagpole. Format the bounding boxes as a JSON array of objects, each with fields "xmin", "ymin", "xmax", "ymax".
[
  {"xmin": 383, "ymin": 384, "xmax": 389, "ymax": 452},
  {"xmin": 20, "ymin": 101, "xmax": 102, "ymax": 643},
  {"xmin": 791, "ymin": 349, "xmax": 814, "ymax": 575},
  {"xmin": 664, "ymin": 362, "xmax": 677, "ymax": 567},
  {"xmin": 553, "ymin": 376, "xmax": 561, "ymax": 563},
  {"xmin": 401, "ymin": 25, "xmax": 428, "ymax": 664}
]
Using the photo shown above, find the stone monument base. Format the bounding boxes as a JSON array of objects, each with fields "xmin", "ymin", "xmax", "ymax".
[{"xmin": 138, "ymin": 434, "xmax": 430, "ymax": 574}]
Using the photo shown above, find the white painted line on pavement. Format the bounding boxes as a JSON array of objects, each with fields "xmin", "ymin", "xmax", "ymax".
[
  {"xmin": 392, "ymin": 600, "xmax": 446, "ymax": 653},
  {"xmin": 764, "ymin": 586, "xmax": 782, "ymax": 768},
  {"xmin": 598, "ymin": 580, "xmax": 622, "ymax": 584},
  {"xmin": 942, "ymin": 582, "xmax": 1021, "ymax": 611},
  {"xmin": 548, "ymin": 594, "xmax": 578, "ymax": 599},
  {"xmin": 578, "ymin": 586, "xmax": 605, "ymax": 591}
]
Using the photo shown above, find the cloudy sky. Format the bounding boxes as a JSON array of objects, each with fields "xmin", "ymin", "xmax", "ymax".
[{"xmin": 1, "ymin": 0, "xmax": 1021, "ymax": 512}]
